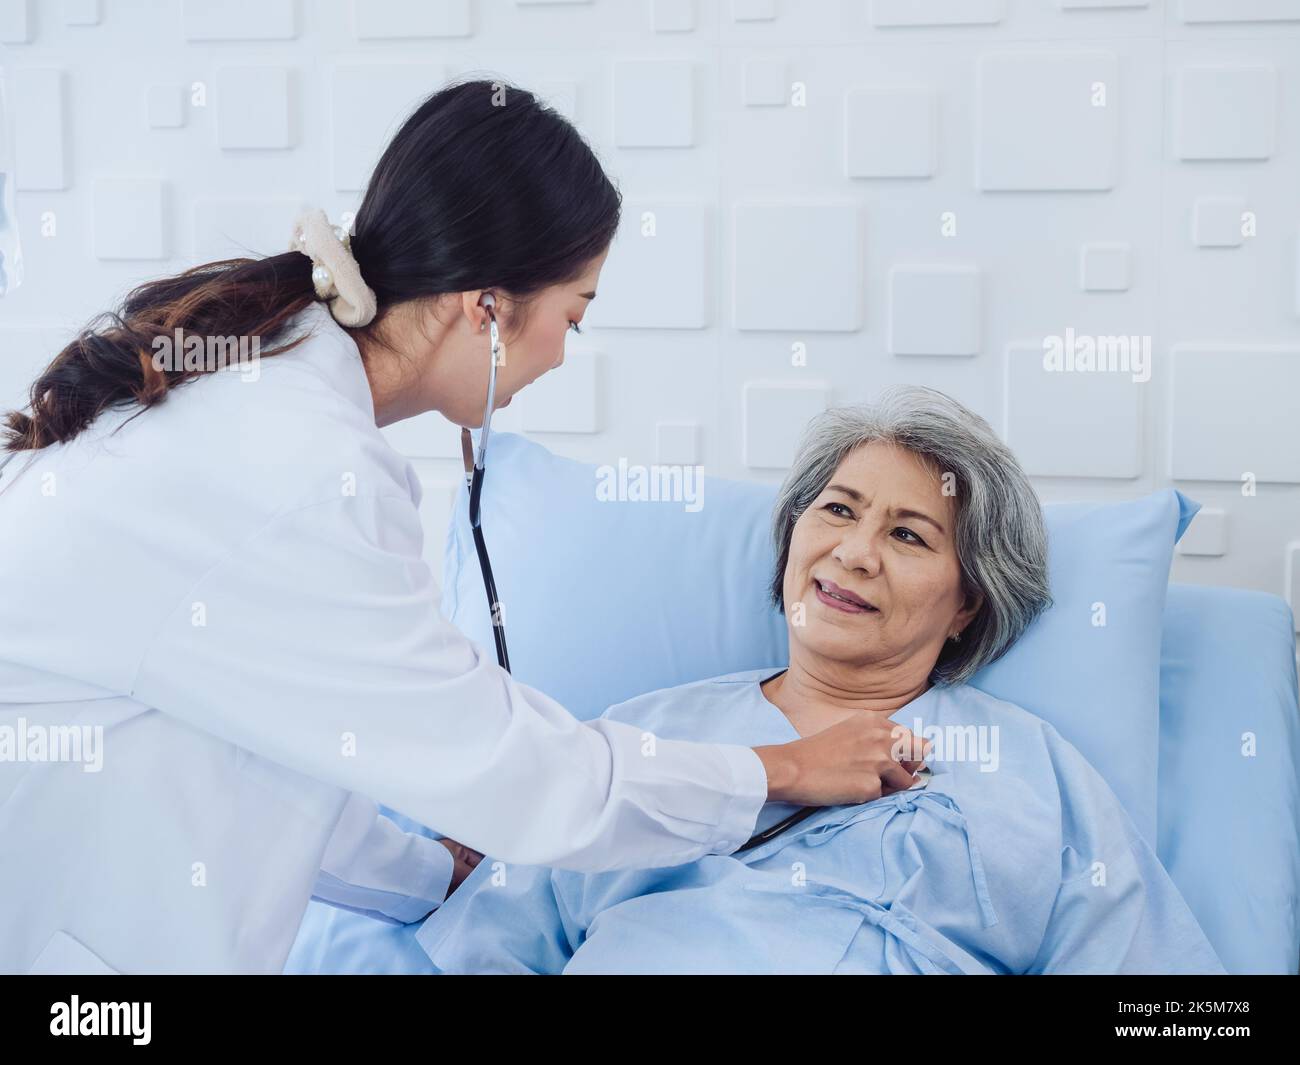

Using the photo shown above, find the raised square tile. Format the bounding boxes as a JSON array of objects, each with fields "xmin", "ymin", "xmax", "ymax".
[
  {"xmin": 353, "ymin": 0, "xmax": 471, "ymax": 39},
  {"xmin": 93, "ymin": 177, "xmax": 166, "ymax": 260},
  {"xmin": 183, "ymin": 0, "xmax": 296, "ymax": 39},
  {"xmin": 743, "ymin": 59, "xmax": 787, "ymax": 107},
  {"xmin": 1175, "ymin": 507, "xmax": 1228, "ymax": 556},
  {"xmin": 977, "ymin": 52, "xmax": 1118, "ymax": 191},
  {"xmin": 872, "ymin": 0, "xmax": 1004, "ymax": 25},
  {"xmin": 519, "ymin": 350, "xmax": 600, "ymax": 434},
  {"xmin": 13, "ymin": 68, "xmax": 66, "ymax": 190},
  {"xmin": 1005, "ymin": 343, "xmax": 1143, "ymax": 478},
  {"xmin": 1181, "ymin": 0, "xmax": 1300, "ymax": 23},
  {"xmin": 331, "ymin": 64, "xmax": 445, "ymax": 191},
  {"xmin": 216, "ymin": 67, "xmax": 291, "ymax": 150},
  {"xmin": 1170, "ymin": 345, "xmax": 1300, "ymax": 483},
  {"xmin": 192, "ymin": 198, "xmax": 307, "ymax": 261},
  {"xmin": 1080, "ymin": 242, "xmax": 1130, "ymax": 291},
  {"xmin": 614, "ymin": 60, "xmax": 694, "ymax": 148},
  {"xmin": 585, "ymin": 203, "xmax": 708, "ymax": 329},
  {"xmin": 0, "ymin": 0, "xmax": 33, "ymax": 43},
  {"xmin": 846, "ymin": 87, "xmax": 936, "ymax": 179},
  {"xmin": 733, "ymin": 203, "xmax": 861, "ymax": 332},
  {"xmin": 743, "ymin": 382, "xmax": 829, "ymax": 469},
  {"xmin": 1174, "ymin": 66, "xmax": 1276, "ymax": 161},
  {"xmin": 147, "ymin": 85, "xmax": 185, "ymax": 129},
  {"xmin": 653, "ymin": 0, "xmax": 695, "ymax": 32},
  {"xmin": 888, "ymin": 266, "xmax": 981, "ymax": 356},
  {"xmin": 656, "ymin": 422, "xmax": 700, "ymax": 466},
  {"xmin": 63, "ymin": 0, "xmax": 100, "ymax": 25},
  {"xmin": 1192, "ymin": 196, "xmax": 1247, "ymax": 248}
]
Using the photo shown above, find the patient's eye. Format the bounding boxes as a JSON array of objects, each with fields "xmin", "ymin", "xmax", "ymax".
[
  {"xmin": 823, "ymin": 502, "xmax": 854, "ymax": 519},
  {"xmin": 893, "ymin": 526, "xmax": 927, "ymax": 547}
]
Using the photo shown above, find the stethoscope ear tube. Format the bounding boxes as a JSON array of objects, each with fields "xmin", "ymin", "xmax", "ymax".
[
  {"xmin": 461, "ymin": 292, "xmax": 511, "ymax": 675},
  {"xmin": 467, "ymin": 476, "xmax": 511, "ymax": 674}
]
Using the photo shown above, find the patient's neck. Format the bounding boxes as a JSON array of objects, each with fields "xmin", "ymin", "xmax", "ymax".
[{"xmin": 761, "ymin": 654, "xmax": 931, "ymax": 738}]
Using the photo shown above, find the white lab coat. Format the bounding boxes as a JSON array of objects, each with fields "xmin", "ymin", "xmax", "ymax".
[{"xmin": 0, "ymin": 300, "xmax": 767, "ymax": 974}]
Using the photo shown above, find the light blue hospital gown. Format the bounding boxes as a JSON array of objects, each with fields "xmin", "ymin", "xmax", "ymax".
[{"xmin": 415, "ymin": 669, "xmax": 1226, "ymax": 975}]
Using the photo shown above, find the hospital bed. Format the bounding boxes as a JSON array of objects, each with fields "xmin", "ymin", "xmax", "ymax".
[{"xmin": 289, "ymin": 432, "xmax": 1300, "ymax": 974}]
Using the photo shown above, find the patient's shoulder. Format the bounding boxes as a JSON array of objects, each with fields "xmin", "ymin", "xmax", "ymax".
[{"xmin": 600, "ymin": 667, "xmax": 785, "ymax": 742}]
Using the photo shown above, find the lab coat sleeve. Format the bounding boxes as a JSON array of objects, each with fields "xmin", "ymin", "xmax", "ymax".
[
  {"xmin": 311, "ymin": 792, "xmax": 454, "ymax": 924},
  {"xmin": 129, "ymin": 491, "xmax": 768, "ymax": 875}
]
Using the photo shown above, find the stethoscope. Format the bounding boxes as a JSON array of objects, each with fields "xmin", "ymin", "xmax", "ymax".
[
  {"xmin": 459, "ymin": 292, "xmax": 511, "ymax": 674},
  {"xmin": 453, "ymin": 303, "xmax": 925, "ymax": 854}
]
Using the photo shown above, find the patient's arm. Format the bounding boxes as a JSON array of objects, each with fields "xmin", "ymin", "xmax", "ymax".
[
  {"xmin": 437, "ymin": 838, "xmax": 485, "ymax": 894},
  {"xmin": 1026, "ymin": 726, "xmax": 1225, "ymax": 975},
  {"xmin": 419, "ymin": 860, "xmax": 574, "ymax": 974}
]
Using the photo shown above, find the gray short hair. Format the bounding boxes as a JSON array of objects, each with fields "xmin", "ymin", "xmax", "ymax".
[{"xmin": 769, "ymin": 385, "xmax": 1051, "ymax": 685}]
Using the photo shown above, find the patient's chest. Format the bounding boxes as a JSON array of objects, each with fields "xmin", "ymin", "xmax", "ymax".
[{"xmin": 557, "ymin": 765, "xmax": 1064, "ymax": 974}]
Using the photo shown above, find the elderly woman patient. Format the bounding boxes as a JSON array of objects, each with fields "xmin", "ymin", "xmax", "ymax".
[{"xmin": 417, "ymin": 387, "xmax": 1225, "ymax": 975}]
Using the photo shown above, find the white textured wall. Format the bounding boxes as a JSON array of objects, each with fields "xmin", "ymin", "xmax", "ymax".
[{"xmin": 1, "ymin": 0, "xmax": 1298, "ymax": 626}]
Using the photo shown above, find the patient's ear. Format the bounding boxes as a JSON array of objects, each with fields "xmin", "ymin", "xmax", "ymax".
[{"xmin": 956, "ymin": 590, "xmax": 984, "ymax": 630}]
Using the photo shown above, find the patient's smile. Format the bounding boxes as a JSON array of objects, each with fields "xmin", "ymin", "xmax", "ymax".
[{"xmin": 814, "ymin": 578, "xmax": 877, "ymax": 614}]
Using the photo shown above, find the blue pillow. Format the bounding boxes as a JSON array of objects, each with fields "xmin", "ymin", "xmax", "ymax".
[
  {"xmin": 443, "ymin": 432, "xmax": 1195, "ymax": 848},
  {"xmin": 1157, "ymin": 584, "xmax": 1300, "ymax": 974}
]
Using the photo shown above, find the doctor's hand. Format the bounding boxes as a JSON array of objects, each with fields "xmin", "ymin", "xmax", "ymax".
[
  {"xmin": 437, "ymin": 838, "xmax": 485, "ymax": 896},
  {"xmin": 752, "ymin": 718, "xmax": 931, "ymax": 807}
]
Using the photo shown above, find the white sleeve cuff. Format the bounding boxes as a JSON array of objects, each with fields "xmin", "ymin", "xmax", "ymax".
[{"xmin": 707, "ymin": 743, "xmax": 769, "ymax": 855}]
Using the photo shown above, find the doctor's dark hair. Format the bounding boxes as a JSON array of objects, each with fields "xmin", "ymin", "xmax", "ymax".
[
  {"xmin": 767, "ymin": 386, "xmax": 1053, "ymax": 686},
  {"xmin": 3, "ymin": 78, "xmax": 621, "ymax": 452}
]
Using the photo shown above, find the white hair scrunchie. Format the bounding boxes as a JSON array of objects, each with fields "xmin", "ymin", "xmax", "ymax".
[{"xmin": 289, "ymin": 207, "xmax": 378, "ymax": 328}]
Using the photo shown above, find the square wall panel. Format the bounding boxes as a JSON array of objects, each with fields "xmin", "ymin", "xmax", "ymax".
[
  {"xmin": 1180, "ymin": 0, "xmax": 1300, "ymax": 23},
  {"xmin": 653, "ymin": 0, "xmax": 695, "ymax": 32},
  {"xmin": 1175, "ymin": 507, "xmax": 1228, "ymax": 556},
  {"xmin": 13, "ymin": 68, "xmax": 67, "ymax": 190},
  {"xmin": 742, "ymin": 381, "xmax": 829, "ymax": 469},
  {"xmin": 93, "ymin": 177, "xmax": 166, "ymax": 260},
  {"xmin": 1005, "ymin": 343, "xmax": 1143, "ymax": 478},
  {"xmin": 63, "ymin": 0, "xmax": 100, "ymax": 26},
  {"xmin": 733, "ymin": 202, "xmax": 862, "ymax": 331},
  {"xmin": 1170, "ymin": 345, "xmax": 1300, "ymax": 483},
  {"xmin": 977, "ymin": 52, "xmax": 1118, "ymax": 191},
  {"xmin": 147, "ymin": 85, "xmax": 185, "ymax": 129},
  {"xmin": 332, "ymin": 64, "xmax": 445, "ymax": 191},
  {"xmin": 216, "ymin": 67, "xmax": 292, "ymax": 150},
  {"xmin": 1080, "ymin": 242, "xmax": 1131, "ymax": 291},
  {"xmin": 872, "ymin": 0, "xmax": 1005, "ymax": 25},
  {"xmin": 0, "ymin": 327, "xmax": 70, "ymax": 412},
  {"xmin": 1174, "ymin": 66, "xmax": 1276, "ymax": 161},
  {"xmin": 353, "ymin": 0, "xmax": 472, "ymax": 38},
  {"xmin": 744, "ymin": 59, "xmax": 787, "ymax": 107},
  {"xmin": 614, "ymin": 60, "xmax": 694, "ymax": 147},
  {"xmin": 519, "ymin": 350, "xmax": 601, "ymax": 434},
  {"xmin": 192, "ymin": 198, "xmax": 307, "ymax": 262},
  {"xmin": 888, "ymin": 265, "xmax": 981, "ymax": 356},
  {"xmin": 656, "ymin": 421, "xmax": 700, "ymax": 465},
  {"xmin": 845, "ymin": 88, "xmax": 936, "ymax": 179},
  {"xmin": 182, "ymin": 0, "xmax": 297, "ymax": 39},
  {"xmin": 381, "ymin": 413, "xmax": 463, "ymax": 460},
  {"xmin": 1192, "ymin": 196, "xmax": 1247, "ymax": 248},
  {"xmin": 585, "ymin": 203, "xmax": 708, "ymax": 329},
  {"xmin": 0, "ymin": 0, "xmax": 33, "ymax": 43}
]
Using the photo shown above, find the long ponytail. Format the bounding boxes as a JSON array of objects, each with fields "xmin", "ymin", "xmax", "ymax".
[{"xmin": 3, "ymin": 253, "xmax": 315, "ymax": 451}]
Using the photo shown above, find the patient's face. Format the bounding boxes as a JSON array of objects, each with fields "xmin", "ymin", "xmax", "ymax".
[{"xmin": 782, "ymin": 441, "xmax": 980, "ymax": 679}]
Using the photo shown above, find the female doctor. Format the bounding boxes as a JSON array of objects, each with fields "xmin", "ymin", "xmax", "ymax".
[{"xmin": 0, "ymin": 79, "xmax": 926, "ymax": 974}]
